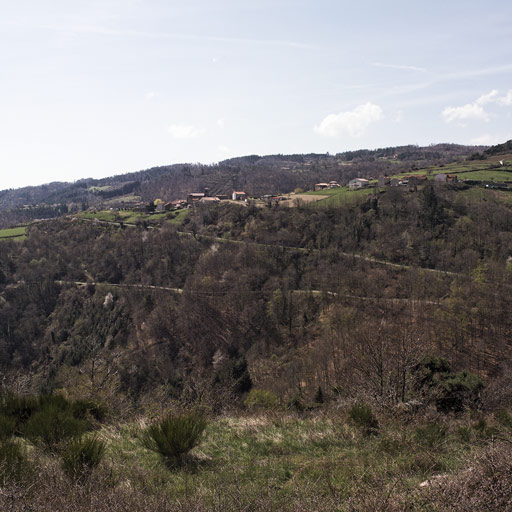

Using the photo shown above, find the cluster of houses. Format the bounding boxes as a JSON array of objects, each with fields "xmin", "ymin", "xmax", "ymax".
[
  {"xmin": 314, "ymin": 181, "xmax": 341, "ymax": 191},
  {"xmin": 378, "ymin": 174, "xmax": 458, "ymax": 187},
  {"xmin": 344, "ymin": 173, "xmax": 460, "ymax": 191},
  {"xmin": 134, "ymin": 189, "xmax": 248, "ymax": 213},
  {"xmin": 129, "ymin": 171, "xmax": 468, "ymax": 215}
]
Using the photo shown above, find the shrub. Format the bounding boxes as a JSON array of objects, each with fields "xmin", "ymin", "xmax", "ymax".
[
  {"xmin": 348, "ymin": 403, "xmax": 379, "ymax": 435},
  {"xmin": 23, "ymin": 402, "xmax": 89, "ymax": 452},
  {"xmin": 142, "ymin": 412, "xmax": 207, "ymax": 466},
  {"xmin": 71, "ymin": 399, "xmax": 107, "ymax": 423},
  {"xmin": 413, "ymin": 355, "xmax": 451, "ymax": 391},
  {"xmin": 231, "ymin": 357, "xmax": 253, "ymax": 394},
  {"xmin": 286, "ymin": 395, "xmax": 305, "ymax": 412},
  {"xmin": 244, "ymin": 389, "xmax": 278, "ymax": 410},
  {"xmin": 61, "ymin": 435, "xmax": 105, "ymax": 480},
  {"xmin": 414, "ymin": 422, "xmax": 446, "ymax": 448},
  {"xmin": 436, "ymin": 370, "xmax": 485, "ymax": 413},
  {"xmin": 456, "ymin": 425, "xmax": 473, "ymax": 443},
  {"xmin": 0, "ymin": 440, "xmax": 29, "ymax": 483},
  {"xmin": 495, "ymin": 409, "xmax": 512, "ymax": 428},
  {"xmin": 0, "ymin": 413, "xmax": 16, "ymax": 441},
  {"xmin": 0, "ymin": 393, "xmax": 39, "ymax": 432},
  {"xmin": 314, "ymin": 386, "xmax": 324, "ymax": 404}
]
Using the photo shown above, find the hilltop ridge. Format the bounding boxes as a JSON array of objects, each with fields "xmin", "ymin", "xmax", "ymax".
[{"xmin": 0, "ymin": 142, "xmax": 490, "ymax": 228}]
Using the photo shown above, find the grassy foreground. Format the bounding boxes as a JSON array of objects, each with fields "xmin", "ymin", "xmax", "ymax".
[{"xmin": 3, "ymin": 406, "xmax": 512, "ymax": 511}]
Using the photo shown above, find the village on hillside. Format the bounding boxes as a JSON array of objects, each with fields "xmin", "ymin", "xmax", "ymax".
[{"xmin": 86, "ymin": 160, "xmax": 511, "ymax": 217}]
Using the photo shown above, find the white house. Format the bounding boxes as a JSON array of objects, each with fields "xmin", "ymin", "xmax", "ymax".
[
  {"xmin": 349, "ymin": 178, "xmax": 370, "ymax": 189},
  {"xmin": 232, "ymin": 191, "xmax": 247, "ymax": 201}
]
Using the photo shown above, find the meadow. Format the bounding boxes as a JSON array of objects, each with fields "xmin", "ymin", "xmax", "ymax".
[
  {"xmin": 3, "ymin": 401, "xmax": 511, "ymax": 511},
  {"xmin": 0, "ymin": 225, "xmax": 27, "ymax": 241}
]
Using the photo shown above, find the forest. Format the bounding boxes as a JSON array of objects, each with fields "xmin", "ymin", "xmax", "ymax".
[{"xmin": 1, "ymin": 151, "xmax": 512, "ymax": 509}]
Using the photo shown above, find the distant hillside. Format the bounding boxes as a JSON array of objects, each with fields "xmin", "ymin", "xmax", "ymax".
[
  {"xmin": 0, "ymin": 143, "xmax": 486, "ymax": 227},
  {"xmin": 484, "ymin": 139, "xmax": 512, "ymax": 156}
]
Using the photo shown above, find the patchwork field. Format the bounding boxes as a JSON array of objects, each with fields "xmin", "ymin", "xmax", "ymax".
[
  {"xmin": 78, "ymin": 209, "xmax": 189, "ymax": 225},
  {"xmin": 0, "ymin": 225, "xmax": 27, "ymax": 241}
]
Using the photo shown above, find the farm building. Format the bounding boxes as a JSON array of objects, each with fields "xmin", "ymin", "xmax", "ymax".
[
  {"xmin": 200, "ymin": 196, "xmax": 220, "ymax": 204},
  {"xmin": 435, "ymin": 173, "xmax": 458, "ymax": 183},
  {"xmin": 378, "ymin": 176, "xmax": 391, "ymax": 187},
  {"xmin": 405, "ymin": 175, "xmax": 427, "ymax": 186},
  {"xmin": 349, "ymin": 178, "xmax": 370, "ymax": 189},
  {"xmin": 232, "ymin": 191, "xmax": 247, "ymax": 201},
  {"xmin": 187, "ymin": 193, "xmax": 205, "ymax": 204}
]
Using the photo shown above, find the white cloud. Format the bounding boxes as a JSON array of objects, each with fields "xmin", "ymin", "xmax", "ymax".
[
  {"xmin": 217, "ymin": 118, "xmax": 225, "ymax": 128},
  {"xmin": 217, "ymin": 145, "xmax": 230, "ymax": 155},
  {"xmin": 442, "ymin": 89, "xmax": 512, "ymax": 124},
  {"xmin": 168, "ymin": 124, "xmax": 205, "ymax": 139},
  {"xmin": 373, "ymin": 62, "xmax": 426, "ymax": 72},
  {"xmin": 442, "ymin": 103, "xmax": 490, "ymax": 123},
  {"xmin": 498, "ymin": 89, "xmax": 512, "ymax": 106},
  {"xmin": 476, "ymin": 90, "xmax": 499, "ymax": 105},
  {"xmin": 314, "ymin": 102, "xmax": 383, "ymax": 138},
  {"xmin": 144, "ymin": 91, "xmax": 156, "ymax": 102}
]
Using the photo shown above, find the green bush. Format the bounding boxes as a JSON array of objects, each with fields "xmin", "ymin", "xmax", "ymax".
[
  {"xmin": 0, "ymin": 413, "xmax": 16, "ymax": 441},
  {"xmin": 0, "ymin": 394, "xmax": 39, "ymax": 432},
  {"xmin": 0, "ymin": 440, "xmax": 30, "ymax": 483},
  {"xmin": 286, "ymin": 395, "xmax": 305, "ymax": 412},
  {"xmin": 61, "ymin": 435, "xmax": 105, "ymax": 480},
  {"xmin": 244, "ymin": 389, "xmax": 278, "ymax": 410},
  {"xmin": 413, "ymin": 355, "xmax": 452, "ymax": 390},
  {"xmin": 142, "ymin": 412, "xmax": 207, "ymax": 466},
  {"xmin": 0, "ymin": 393, "xmax": 105, "ymax": 438},
  {"xmin": 414, "ymin": 422, "xmax": 446, "ymax": 448},
  {"xmin": 23, "ymin": 402, "xmax": 89, "ymax": 452},
  {"xmin": 348, "ymin": 403, "xmax": 379, "ymax": 435},
  {"xmin": 495, "ymin": 409, "xmax": 512, "ymax": 428},
  {"xmin": 436, "ymin": 370, "xmax": 485, "ymax": 413},
  {"xmin": 71, "ymin": 399, "xmax": 107, "ymax": 423}
]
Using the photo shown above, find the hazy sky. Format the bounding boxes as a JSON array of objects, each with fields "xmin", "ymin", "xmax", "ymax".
[{"xmin": 1, "ymin": 0, "xmax": 512, "ymax": 189}]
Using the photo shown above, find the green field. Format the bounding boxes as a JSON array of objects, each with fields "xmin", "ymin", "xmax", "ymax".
[
  {"xmin": 307, "ymin": 186, "xmax": 383, "ymax": 207},
  {"xmin": 459, "ymin": 186, "xmax": 512, "ymax": 204},
  {"xmin": 0, "ymin": 226, "xmax": 27, "ymax": 241},
  {"xmin": 103, "ymin": 194, "xmax": 142, "ymax": 205},
  {"xmin": 88, "ymin": 185, "xmax": 112, "ymax": 192},
  {"xmin": 306, "ymin": 188, "xmax": 346, "ymax": 196},
  {"xmin": 166, "ymin": 208, "xmax": 189, "ymax": 224},
  {"xmin": 79, "ymin": 210, "xmax": 121, "ymax": 222},
  {"xmin": 454, "ymin": 169, "xmax": 512, "ymax": 182},
  {"xmin": 79, "ymin": 208, "xmax": 189, "ymax": 226}
]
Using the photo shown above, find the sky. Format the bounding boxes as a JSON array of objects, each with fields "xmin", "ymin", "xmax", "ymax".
[{"xmin": 1, "ymin": 0, "xmax": 512, "ymax": 189}]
